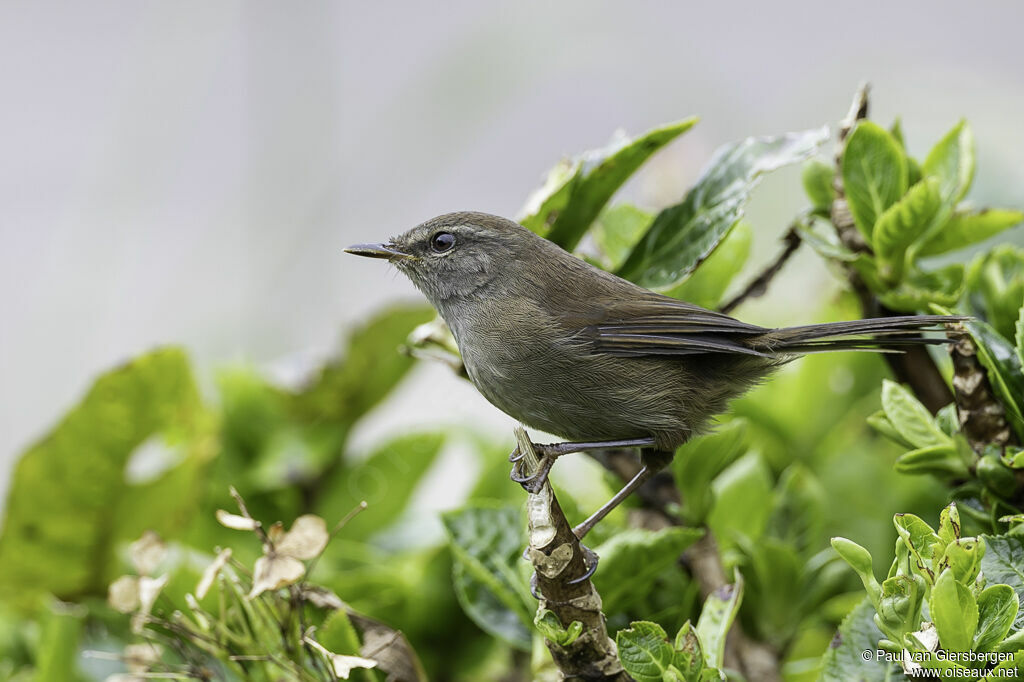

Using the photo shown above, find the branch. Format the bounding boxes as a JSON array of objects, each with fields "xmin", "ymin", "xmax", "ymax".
[
  {"xmin": 828, "ymin": 83, "xmax": 953, "ymax": 413},
  {"xmin": 719, "ymin": 221, "xmax": 804, "ymax": 315},
  {"xmin": 515, "ymin": 427, "xmax": 630, "ymax": 681},
  {"xmin": 950, "ymin": 329, "xmax": 1016, "ymax": 452}
]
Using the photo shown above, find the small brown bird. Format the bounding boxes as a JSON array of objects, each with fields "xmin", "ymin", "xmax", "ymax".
[{"xmin": 347, "ymin": 212, "xmax": 958, "ymax": 537}]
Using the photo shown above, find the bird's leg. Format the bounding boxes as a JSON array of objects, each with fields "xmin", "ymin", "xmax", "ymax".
[
  {"xmin": 572, "ymin": 448, "xmax": 673, "ymax": 539},
  {"xmin": 509, "ymin": 436, "xmax": 656, "ymax": 494}
]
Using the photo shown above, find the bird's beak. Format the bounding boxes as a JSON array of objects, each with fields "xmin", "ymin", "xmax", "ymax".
[{"xmin": 343, "ymin": 242, "xmax": 414, "ymax": 261}]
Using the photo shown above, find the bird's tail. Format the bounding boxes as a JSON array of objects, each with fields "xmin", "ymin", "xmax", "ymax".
[{"xmin": 752, "ymin": 315, "xmax": 967, "ymax": 355}]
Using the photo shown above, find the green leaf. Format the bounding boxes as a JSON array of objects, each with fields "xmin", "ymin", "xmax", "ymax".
[
  {"xmin": 592, "ymin": 203, "xmax": 654, "ymax": 270},
  {"xmin": 894, "ymin": 444, "xmax": 969, "ymax": 478},
  {"xmin": 319, "ymin": 609, "xmax": 363, "ymax": 655},
  {"xmin": 963, "ymin": 318, "xmax": 1024, "ymax": 440},
  {"xmin": 880, "ymin": 380, "xmax": 951, "ymax": 449},
  {"xmin": 533, "ymin": 609, "xmax": 583, "ymax": 647},
  {"xmin": 893, "ymin": 513, "xmax": 940, "ymax": 581},
  {"xmin": 840, "ymin": 121, "xmax": 908, "ymax": 241},
  {"xmin": 0, "ymin": 349, "xmax": 203, "ymax": 604},
  {"xmin": 875, "ymin": 573, "xmax": 926, "ymax": 642},
  {"xmin": 441, "ymin": 504, "xmax": 532, "ymax": 650},
  {"xmin": 831, "ymin": 538, "xmax": 880, "ymax": 605},
  {"xmin": 615, "ymin": 621, "xmax": 677, "ymax": 682},
  {"xmin": 706, "ymin": 452, "xmax": 774, "ymax": 551},
  {"xmin": 593, "ymin": 527, "xmax": 704, "ymax": 615},
  {"xmin": 318, "ymin": 433, "xmax": 444, "ymax": 543},
  {"xmin": 662, "ymin": 220, "xmax": 753, "ymax": 309},
  {"xmin": 616, "ymin": 621, "xmax": 711, "ymax": 682},
  {"xmin": 867, "ymin": 410, "xmax": 915, "ymax": 449},
  {"xmin": 519, "ymin": 159, "xmax": 578, "ymax": 234},
  {"xmin": 917, "ymin": 208, "xmax": 1024, "ymax": 257},
  {"xmin": 937, "ymin": 503, "xmax": 962, "ymax": 546},
  {"xmin": 797, "ymin": 217, "xmax": 859, "ymax": 262},
  {"xmin": 33, "ymin": 601, "xmax": 86, "ymax": 682},
  {"xmin": 939, "ymin": 537, "xmax": 985, "ymax": 585},
  {"xmin": 543, "ymin": 118, "xmax": 698, "ymax": 250},
  {"xmin": 291, "ymin": 305, "xmax": 435, "ymax": 426},
  {"xmin": 966, "ymin": 245, "xmax": 1024, "ymax": 341},
  {"xmin": 980, "ymin": 534, "xmax": 1024, "ymax": 630},
  {"xmin": 820, "ymin": 598, "xmax": 908, "ymax": 681},
  {"xmin": 618, "ymin": 126, "xmax": 828, "ymax": 289},
  {"xmin": 876, "ymin": 263, "xmax": 964, "ymax": 312},
  {"xmin": 922, "ymin": 119, "xmax": 975, "ymax": 223},
  {"xmin": 975, "ymin": 584, "xmax": 1019, "ymax": 652},
  {"xmin": 671, "ymin": 419, "xmax": 749, "ymax": 524},
  {"xmin": 929, "ymin": 569, "xmax": 978, "ymax": 652},
  {"xmin": 873, "ymin": 178, "xmax": 941, "ymax": 281},
  {"xmin": 695, "ymin": 570, "xmax": 743, "ymax": 669},
  {"xmin": 802, "ymin": 158, "xmax": 836, "ymax": 212}
]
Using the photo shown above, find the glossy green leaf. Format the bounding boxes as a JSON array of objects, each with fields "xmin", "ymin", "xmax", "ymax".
[
  {"xmin": 921, "ymin": 119, "xmax": 975, "ymax": 226},
  {"xmin": 319, "ymin": 433, "xmax": 444, "ymax": 543},
  {"xmin": 975, "ymin": 584, "xmax": 1019, "ymax": 652},
  {"xmin": 593, "ymin": 527, "xmax": 704, "ymax": 615},
  {"xmin": 33, "ymin": 601, "xmax": 86, "ymax": 682},
  {"xmin": 876, "ymin": 573, "xmax": 926, "ymax": 641},
  {"xmin": 0, "ymin": 349, "xmax": 204, "ymax": 604},
  {"xmin": 867, "ymin": 410, "xmax": 915, "ymax": 449},
  {"xmin": 802, "ymin": 158, "xmax": 836, "ymax": 212},
  {"xmin": 663, "ymin": 220, "xmax": 752, "ymax": 309},
  {"xmin": 533, "ymin": 609, "xmax": 583, "ymax": 647},
  {"xmin": 876, "ymin": 263, "xmax": 964, "ymax": 312},
  {"xmin": 940, "ymin": 537, "xmax": 985, "ymax": 585},
  {"xmin": 917, "ymin": 208, "xmax": 1024, "ymax": 257},
  {"xmin": 937, "ymin": 503, "xmax": 962, "ymax": 546},
  {"xmin": 519, "ymin": 159, "xmax": 578, "ymax": 234},
  {"xmin": 618, "ymin": 126, "xmax": 828, "ymax": 289},
  {"xmin": 873, "ymin": 178, "xmax": 941, "ymax": 280},
  {"xmin": 441, "ymin": 505, "xmax": 532, "ymax": 650},
  {"xmin": 591, "ymin": 203, "xmax": 654, "ymax": 270},
  {"xmin": 929, "ymin": 569, "xmax": 978, "ymax": 652},
  {"xmin": 880, "ymin": 380, "xmax": 951, "ymax": 449},
  {"xmin": 820, "ymin": 598, "xmax": 908, "ymax": 682},
  {"xmin": 894, "ymin": 444, "xmax": 968, "ymax": 478},
  {"xmin": 706, "ymin": 452, "xmax": 774, "ymax": 551},
  {"xmin": 840, "ymin": 121, "xmax": 908, "ymax": 241},
  {"xmin": 893, "ymin": 514, "xmax": 940, "ymax": 582},
  {"xmin": 963, "ymin": 318, "xmax": 1024, "ymax": 440},
  {"xmin": 695, "ymin": 570, "xmax": 743, "ymax": 670},
  {"xmin": 797, "ymin": 217, "xmax": 859, "ymax": 262},
  {"xmin": 291, "ymin": 305, "xmax": 435, "ymax": 426},
  {"xmin": 831, "ymin": 538, "xmax": 880, "ymax": 605},
  {"xmin": 980, "ymin": 534, "xmax": 1024, "ymax": 630},
  {"xmin": 616, "ymin": 621, "xmax": 711, "ymax": 682},
  {"xmin": 966, "ymin": 245, "xmax": 1024, "ymax": 341},
  {"xmin": 671, "ymin": 419, "xmax": 749, "ymax": 524},
  {"xmin": 543, "ymin": 118, "xmax": 698, "ymax": 249}
]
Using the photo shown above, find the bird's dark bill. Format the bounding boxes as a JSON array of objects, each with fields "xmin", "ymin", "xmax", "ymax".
[{"xmin": 343, "ymin": 243, "xmax": 412, "ymax": 260}]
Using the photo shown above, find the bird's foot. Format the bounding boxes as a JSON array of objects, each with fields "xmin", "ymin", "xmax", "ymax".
[{"xmin": 509, "ymin": 445, "xmax": 559, "ymax": 494}]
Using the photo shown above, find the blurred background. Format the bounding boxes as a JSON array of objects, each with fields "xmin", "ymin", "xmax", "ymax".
[{"xmin": 3, "ymin": 0, "xmax": 1024, "ymax": 500}]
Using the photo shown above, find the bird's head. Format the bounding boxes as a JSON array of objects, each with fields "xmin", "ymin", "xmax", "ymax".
[{"xmin": 345, "ymin": 211, "xmax": 542, "ymax": 305}]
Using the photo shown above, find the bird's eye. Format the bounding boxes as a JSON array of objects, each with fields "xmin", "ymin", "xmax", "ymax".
[{"xmin": 430, "ymin": 231, "xmax": 456, "ymax": 253}]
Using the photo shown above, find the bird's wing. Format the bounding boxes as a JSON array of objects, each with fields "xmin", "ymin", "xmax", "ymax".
[{"xmin": 583, "ymin": 297, "xmax": 772, "ymax": 358}]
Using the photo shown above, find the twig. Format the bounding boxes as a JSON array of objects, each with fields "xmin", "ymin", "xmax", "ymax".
[
  {"xmin": 515, "ymin": 427, "xmax": 630, "ymax": 681},
  {"xmin": 828, "ymin": 84, "xmax": 953, "ymax": 413},
  {"xmin": 720, "ymin": 221, "xmax": 804, "ymax": 315},
  {"xmin": 950, "ymin": 329, "xmax": 1016, "ymax": 452}
]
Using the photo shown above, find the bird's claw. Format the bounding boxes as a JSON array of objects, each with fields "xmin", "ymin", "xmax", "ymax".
[{"xmin": 508, "ymin": 444, "xmax": 557, "ymax": 493}]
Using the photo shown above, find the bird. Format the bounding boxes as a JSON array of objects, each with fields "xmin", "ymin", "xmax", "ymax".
[{"xmin": 346, "ymin": 211, "xmax": 960, "ymax": 538}]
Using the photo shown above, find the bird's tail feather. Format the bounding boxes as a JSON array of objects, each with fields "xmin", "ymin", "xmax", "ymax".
[{"xmin": 753, "ymin": 314, "xmax": 966, "ymax": 355}]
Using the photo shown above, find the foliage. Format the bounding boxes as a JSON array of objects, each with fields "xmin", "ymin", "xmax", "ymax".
[{"xmin": 1, "ymin": 94, "xmax": 1022, "ymax": 681}]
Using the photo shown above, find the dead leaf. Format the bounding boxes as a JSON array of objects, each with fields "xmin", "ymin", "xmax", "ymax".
[
  {"xmin": 129, "ymin": 531, "xmax": 166, "ymax": 576},
  {"xmin": 216, "ymin": 510, "xmax": 259, "ymax": 531},
  {"xmin": 248, "ymin": 554, "xmax": 305, "ymax": 598},
  {"xmin": 275, "ymin": 514, "xmax": 328, "ymax": 560},
  {"xmin": 108, "ymin": 575, "xmax": 140, "ymax": 614},
  {"xmin": 196, "ymin": 548, "xmax": 232, "ymax": 600}
]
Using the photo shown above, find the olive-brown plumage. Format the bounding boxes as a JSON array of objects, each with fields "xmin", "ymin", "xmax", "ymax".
[
  {"xmin": 347, "ymin": 212, "xmax": 958, "ymax": 535},
  {"xmin": 348, "ymin": 212, "xmax": 954, "ymax": 450}
]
